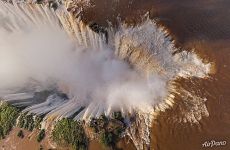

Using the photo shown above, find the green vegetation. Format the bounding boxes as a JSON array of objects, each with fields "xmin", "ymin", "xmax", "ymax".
[
  {"xmin": 17, "ymin": 130, "xmax": 24, "ymax": 138},
  {"xmin": 99, "ymin": 126, "xmax": 124, "ymax": 148},
  {"xmin": 89, "ymin": 112, "xmax": 125, "ymax": 148},
  {"xmin": 112, "ymin": 112, "xmax": 124, "ymax": 122},
  {"xmin": 89, "ymin": 114, "xmax": 108, "ymax": 133},
  {"xmin": 34, "ymin": 116, "xmax": 43, "ymax": 129},
  {"xmin": 0, "ymin": 102, "xmax": 19, "ymax": 139},
  {"xmin": 0, "ymin": 101, "xmax": 125, "ymax": 150},
  {"xmin": 51, "ymin": 118, "xmax": 88, "ymax": 150},
  {"xmin": 18, "ymin": 112, "xmax": 42, "ymax": 131},
  {"xmin": 100, "ymin": 130, "xmax": 114, "ymax": 147},
  {"xmin": 37, "ymin": 129, "xmax": 45, "ymax": 142}
]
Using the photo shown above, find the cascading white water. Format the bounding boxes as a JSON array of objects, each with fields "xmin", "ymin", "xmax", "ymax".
[
  {"xmin": 0, "ymin": 2, "xmax": 166, "ymax": 119},
  {"xmin": 0, "ymin": 2, "xmax": 212, "ymax": 149}
]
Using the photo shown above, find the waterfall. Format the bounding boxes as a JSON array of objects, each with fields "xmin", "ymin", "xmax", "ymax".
[{"xmin": 0, "ymin": 2, "xmax": 212, "ymax": 149}]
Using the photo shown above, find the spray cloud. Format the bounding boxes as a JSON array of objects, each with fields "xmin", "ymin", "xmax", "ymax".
[{"xmin": 0, "ymin": 2, "xmax": 167, "ymax": 120}]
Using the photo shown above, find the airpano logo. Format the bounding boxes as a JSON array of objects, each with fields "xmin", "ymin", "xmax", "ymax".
[{"xmin": 202, "ymin": 140, "xmax": 227, "ymax": 148}]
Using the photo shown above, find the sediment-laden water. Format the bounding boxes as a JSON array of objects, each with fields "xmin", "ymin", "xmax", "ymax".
[{"xmin": 0, "ymin": 0, "xmax": 229, "ymax": 150}]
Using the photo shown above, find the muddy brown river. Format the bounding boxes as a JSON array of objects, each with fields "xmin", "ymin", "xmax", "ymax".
[
  {"xmin": 0, "ymin": 0, "xmax": 230, "ymax": 150},
  {"xmin": 81, "ymin": 0, "xmax": 230, "ymax": 150}
]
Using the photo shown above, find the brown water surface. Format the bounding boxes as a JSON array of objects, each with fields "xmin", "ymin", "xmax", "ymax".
[
  {"xmin": 81, "ymin": 0, "xmax": 230, "ymax": 150},
  {"xmin": 1, "ymin": 0, "xmax": 230, "ymax": 150},
  {"xmin": 0, "ymin": 127, "xmax": 53, "ymax": 150}
]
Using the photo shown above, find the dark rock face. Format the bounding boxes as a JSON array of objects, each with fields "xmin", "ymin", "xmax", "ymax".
[{"xmin": 89, "ymin": 22, "xmax": 108, "ymax": 43}]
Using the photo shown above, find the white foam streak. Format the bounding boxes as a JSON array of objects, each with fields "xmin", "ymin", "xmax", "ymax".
[{"xmin": 23, "ymin": 94, "xmax": 66, "ymax": 115}]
